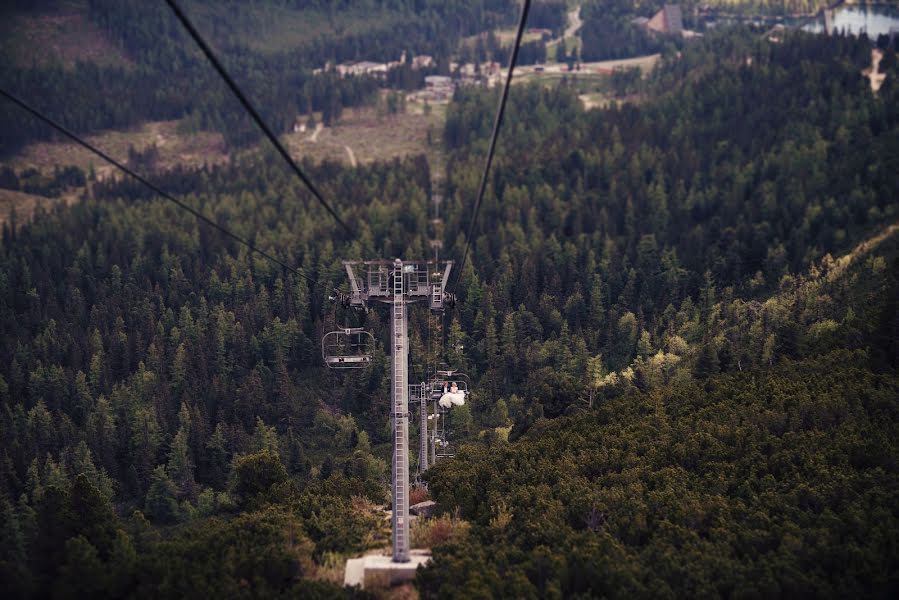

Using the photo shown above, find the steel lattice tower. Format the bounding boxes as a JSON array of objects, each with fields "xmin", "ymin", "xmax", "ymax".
[{"xmin": 340, "ymin": 259, "xmax": 453, "ymax": 562}]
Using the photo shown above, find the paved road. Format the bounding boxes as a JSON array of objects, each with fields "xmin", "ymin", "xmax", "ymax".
[{"xmin": 514, "ymin": 53, "xmax": 661, "ymax": 77}]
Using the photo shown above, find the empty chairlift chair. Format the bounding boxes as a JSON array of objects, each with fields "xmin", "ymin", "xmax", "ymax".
[{"xmin": 322, "ymin": 327, "xmax": 375, "ymax": 368}]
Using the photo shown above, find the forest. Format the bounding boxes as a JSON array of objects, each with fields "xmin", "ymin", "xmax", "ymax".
[
  {"xmin": 684, "ymin": 0, "xmax": 845, "ymax": 16},
  {"xmin": 0, "ymin": 0, "xmax": 519, "ymax": 153},
  {"xmin": 580, "ymin": 0, "xmax": 670, "ymax": 61},
  {"xmin": 0, "ymin": 1, "xmax": 898, "ymax": 596}
]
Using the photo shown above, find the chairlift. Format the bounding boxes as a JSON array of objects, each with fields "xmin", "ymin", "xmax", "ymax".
[
  {"xmin": 430, "ymin": 369, "xmax": 471, "ymax": 408},
  {"xmin": 427, "ymin": 369, "xmax": 471, "ymax": 462},
  {"xmin": 433, "ymin": 418, "xmax": 455, "ymax": 458},
  {"xmin": 322, "ymin": 327, "xmax": 375, "ymax": 368}
]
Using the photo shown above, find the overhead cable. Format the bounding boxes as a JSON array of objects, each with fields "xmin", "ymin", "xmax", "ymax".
[
  {"xmin": 0, "ymin": 87, "xmax": 317, "ymax": 285},
  {"xmin": 164, "ymin": 0, "xmax": 354, "ymax": 237},
  {"xmin": 454, "ymin": 0, "xmax": 532, "ymax": 290}
]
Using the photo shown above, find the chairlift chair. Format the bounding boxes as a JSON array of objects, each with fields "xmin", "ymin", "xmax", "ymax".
[
  {"xmin": 322, "ymin": 327, "xmax": 375, "ymax": 368},
  {"xmin": 428, "ymin": 369, "xmax": 471, "ymax": 461},
  {"xmin": 434, "ymin": 416, "xmax": 455, "ymax": 459},
  {"xmin": 431, "ymin": 370, "xmax": 470, "ymax": 406}
]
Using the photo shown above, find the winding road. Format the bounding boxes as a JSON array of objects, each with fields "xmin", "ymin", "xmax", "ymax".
[
  {"xmin": 564, "ymin": 6, "xmax": 583, "ymax": 39},
  {"xmin": 547, "ymin": 5, "xmax": 582, "ymax": 47},
  {"xmin": 307, "ymin": 122, "xmax": 323, "ymax": 142}
]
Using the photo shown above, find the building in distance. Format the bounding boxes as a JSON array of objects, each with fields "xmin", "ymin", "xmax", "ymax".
[
  {"xmin": 315, "ymin": 54, "xmax": 437, "ymax": 79},
  {"xmin": 422, "ymin": 75, "xmax": 454, "ymax": 103},
  {"xmin": 635, "ymin": 4, "xmax": 684, "ymax": 35},
  {"xmin": 635, "ymin": 5, "xmax": 700, "ymax": 38},
  {"xmin": 336, "ymin": 61, "xmax": 387, "ymax": 78},
  {"xmin": 412, "ymin": 55, "xmax": 434, "ymax": 69}
]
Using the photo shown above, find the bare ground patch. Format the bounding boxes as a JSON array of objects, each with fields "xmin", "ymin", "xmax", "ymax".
[
  {"xmin": 1, "ymin": 102, "xmax": 445, "ymax": 225},
  {"xmin": 863, "ymin": 48, "xmax": 886, "ymax": 94},
  {"xmin": 4, "ymin": 121, "xmax": 228, "ymax": 178},
  {"xmin": 283, "ymin": 102, "xmax": 447, "ymax": 176},
  {"xmin": 0, "ymin": 188, "xmax": 80, "ymax": 229},
  {"xmin": 0, "ymin": 7, "xmax": 131, "ymax": 69}
]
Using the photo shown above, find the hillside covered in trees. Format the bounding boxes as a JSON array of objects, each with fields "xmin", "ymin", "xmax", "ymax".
[
  {"xmin": 0, "ymin": 5, "xmax": 898, "ymax": 598},
  {"xmin": 0, "ymin": 0, "xmax": 519, "ymax": 153}
]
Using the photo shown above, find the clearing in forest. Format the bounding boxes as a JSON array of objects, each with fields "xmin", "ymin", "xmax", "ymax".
[
  {"xmin": 0, "ymin": 188, "xmax": 79, "ymax": 228},
  {"xmin": 283, "ymin": 103, "xmax": 447, "ymax": 172},
  {"xmin": 511, "ymin": 53, "xmax": 661, "ymax": 109},
  {"xmin": 2, "ymin": 99, "xmax": 445, "ymax": 182},
  {"xmin": 4, "ymin": 120, "xmax": 228, "ymax": 178},
  {"xmin": 0, "ymin": 4, "xmax": 131, "ymax": 69}
]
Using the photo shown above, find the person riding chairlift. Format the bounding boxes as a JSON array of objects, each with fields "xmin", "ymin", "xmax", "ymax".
[{"xmin": 438, "ymin": 381, "xmax": 465, "ymax": 408}]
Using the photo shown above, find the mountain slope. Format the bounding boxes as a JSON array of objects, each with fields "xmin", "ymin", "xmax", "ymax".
[
  {"xmin": 422, "ymin": 350, "xmax": 899, "ymax": 598},
  {"xmin": 420, "ymin": 223, "xmax": 899, "ymax": 597}
]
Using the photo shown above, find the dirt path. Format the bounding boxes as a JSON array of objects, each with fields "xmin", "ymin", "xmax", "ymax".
[
  {"xmin": 344, "ymin": 144, "xmax": 357, "ymax": 167},
  {"xmin": 864, "ymin": 48, "xmax": 886, "ymax": 93},
  {"xmin": 547, "ymin": 5, "xmax": 582, "ymax": 47},
  {"xmin": 307, "ymin": 122, "xmax": 324, "ymax": 143},
  {"xmin": 564, "ymin": 6, "xmax": 582, "ymax": 39},
  {"xmin": 825, "ymin": 222, "xmax": 898, "ymax": 283}
]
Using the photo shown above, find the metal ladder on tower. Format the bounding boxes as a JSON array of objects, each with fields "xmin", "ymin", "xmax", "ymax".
[
  {"xmin": 419, "ymin": 381, "xmax": 428, "ymax": 473},
  {"xmin": 392, "ymin": 262, "xmax": 409, "ymax": 562}
]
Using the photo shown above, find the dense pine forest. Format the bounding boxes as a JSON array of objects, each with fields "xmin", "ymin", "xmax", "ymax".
[{"xmin": 1, "ymin": 0, "xmax": 898, "ymax": 597}]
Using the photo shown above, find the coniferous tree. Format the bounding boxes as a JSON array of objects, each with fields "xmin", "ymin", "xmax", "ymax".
[{"xmin": 144, "ymin": 466, "xmax": 179, "ymax": 524}]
